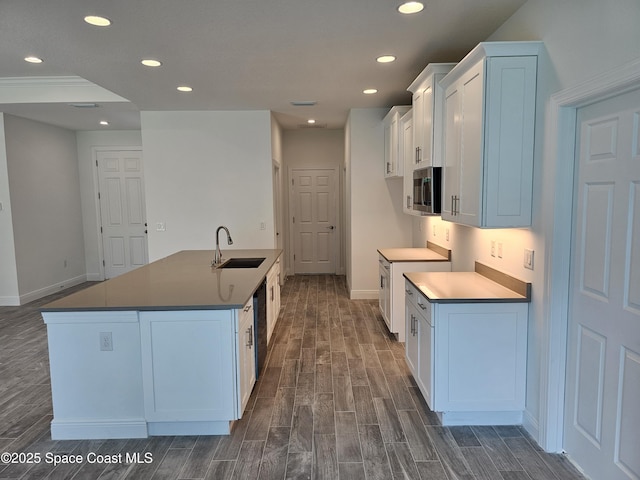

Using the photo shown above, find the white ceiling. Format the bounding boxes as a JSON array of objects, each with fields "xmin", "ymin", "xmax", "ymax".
[{"xmin": 0, "ymin": 0, "xmax": 526, "ymax": 131}]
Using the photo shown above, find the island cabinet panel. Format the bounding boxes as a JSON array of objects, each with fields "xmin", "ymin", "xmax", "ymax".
[
  {"xmin": 43, "ymin": 311, "xmax": 147, "ymax": 440},
  {"xmin": 140, "ymin": 309, "xmax": 238, "ymax": 434}
]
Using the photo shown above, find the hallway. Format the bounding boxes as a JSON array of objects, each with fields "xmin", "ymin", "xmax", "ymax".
[{"xmin": 0, "ymin": 275, "xmax": 585, "ymax": 479}]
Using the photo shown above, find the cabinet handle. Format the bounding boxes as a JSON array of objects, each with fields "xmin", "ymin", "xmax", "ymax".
[
  {"xmin": 247, "ymin": 325, "xmax": 253, "ymax": 347},
  {"xmin": 271, "ymin": 286, "xmax": 274, "ymax": 301},
  {"xmin": 418, "ymin": 301, "xmax": 426, "ymax": 310},
  {"xmin": 407, "ymin": 195, "xmax": 412, "ymax": 209},
  {"xmin": 405, "ymin": 288, "xmax": 413, "ymax": 296},
  {"xmin": 244, "ymin": 305, "xmax": 251, "ymax": 312},
  {"xmin": 386, "ymin": 162, "xmax": 391, "ymax": 174},
  {"xmin": 415, "ymin": 147, "xmax": 419, "ymax": 164},
  {"xmin": 380, "ymin": 275, "xmax": 384, "ymax": 289}
]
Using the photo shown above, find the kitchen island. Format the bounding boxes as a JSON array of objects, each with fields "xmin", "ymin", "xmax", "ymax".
[{"xmin": 41, "ymin": 249, "xmax": 282, "ymax": 440}]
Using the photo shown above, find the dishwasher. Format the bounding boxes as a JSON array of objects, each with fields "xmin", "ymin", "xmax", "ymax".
[{"xmin": 253, "ymin": 279, "xmax": 267, "ymax": 379}]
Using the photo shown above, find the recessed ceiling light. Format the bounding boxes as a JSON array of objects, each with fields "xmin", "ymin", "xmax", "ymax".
[
  {"xmin": 141, "ymin": 59, "xmax": 162, "ymax": 67},
  {"xmin": 24, "ymin": 56, "xmax": 43, "ymax": 64},
  {"xmin": 84, "ymin": 15, "xmax": 111, "ymax": 26},
  {"xmin": 363, "ymin": 89, "xmax": 378, "ymax": 95},
  {"xmin": 177, "ymin": 85, "xmax": 193, "ymax": 92},
  {"xmin": 376, "ymin": 55, "xmax": 396, "ymax": 63},
  {"xmin": 99, "ymin": 120, "xmax": 109, "ymax": 126},
  {"xmin": 397, "ymin": 1, "xmax": 424, "ymax": 14},
  {"xmin": 307, "ymin": 119, "xmax": 316, "ymax": 124}
]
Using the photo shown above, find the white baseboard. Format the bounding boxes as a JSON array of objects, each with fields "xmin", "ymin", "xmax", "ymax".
[
  {"xmin": 523, "ymin": 407, "xmax": 542, "ymax": 448},
  {"xmin": 86, "ymin": 272, "xmax": 104, "ymax": 281},
  {"xmin": 350, "ymin": 289, "xmax": 378, "ymax": 300},
  {"xmin": 0, "ymin": 295, "xmax": 20, "ymax": 306},
  {"xmin": 50, "ymin": 418, "xmax": 148, "ymax": 440},
  {"xmin": 147, "ymin": 420, "xmax": 232, "ymax": 436},
  {"xmin": 18, "ymin": 274, "xmax": 88, "ymax": 305},
  {"xmin": 437, "ymin": 410, "xmax": 524, "ymax": 426}
]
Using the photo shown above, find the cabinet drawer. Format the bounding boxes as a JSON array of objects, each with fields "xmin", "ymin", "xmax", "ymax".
[{"xmin": 404, "ymin": 279, "xmax": 419, "ymax": 309}]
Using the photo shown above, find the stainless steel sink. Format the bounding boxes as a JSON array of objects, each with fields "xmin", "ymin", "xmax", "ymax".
[{"xmin": 217, "ymin": 257, "xmax": 265, "ymax": 269}]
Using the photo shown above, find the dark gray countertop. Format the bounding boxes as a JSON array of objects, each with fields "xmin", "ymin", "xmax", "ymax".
[
  {"xmin": 41, "ymin": 249, "xmax": 282, "ymax": 312},
  {"xmin": 404, "ymin": 267, "xmax": 531, "ymax": 304}
]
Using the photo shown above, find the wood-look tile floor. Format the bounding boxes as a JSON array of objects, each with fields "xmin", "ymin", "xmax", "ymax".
[{"xmin": 0, "ymin": 275, "xmax": 586, "ymax": 480}]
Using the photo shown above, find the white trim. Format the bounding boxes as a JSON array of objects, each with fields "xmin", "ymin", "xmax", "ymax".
[
  {"xmin": 17, "ymin": 274, "xmax": 87, "ymax": 305},
  {"xmin": 42, "ymin": 310, "xmax": 139, "ymax": 325},
  {"xmin": 50, "ymin": 418, "xmax": 147, "ymax": 440},
  {"xmin": 540, "ymin": 57, "xmax": 640, "ymax": 452},
  {"xmin": 147, "ymin": 421, "xmax": 231, "ymax": 436},
  {"xmin": 349, "ymin": 289, "xmax": 378, "ymax": 300}
]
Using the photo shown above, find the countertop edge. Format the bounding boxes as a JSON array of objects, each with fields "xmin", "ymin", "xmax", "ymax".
[
  {"xmin": 377, "ymin": 247, "xmax": 450, "ymax": 263},
  {"xmin": 403, "ymin": 272, "xmax": 531, "ymax": 304},
  {"xmin": 40, "ymin": 249, "xmax": 282, "ymax": 313}
]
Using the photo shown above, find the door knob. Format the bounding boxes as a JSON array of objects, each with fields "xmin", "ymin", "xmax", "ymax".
[{"xmin": 327, "ymin": 225, "xmax": 335, "ymax": 230}]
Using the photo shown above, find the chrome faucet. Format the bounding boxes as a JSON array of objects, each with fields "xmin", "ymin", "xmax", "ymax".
[{"xmin": 212, "ymin": 226, "xmax": 233, "ymax": 267}]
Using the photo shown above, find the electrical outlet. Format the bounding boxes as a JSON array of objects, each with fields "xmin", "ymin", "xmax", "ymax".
[
  {"xmin": 432, "ymin": 224, "xmax": 436, "ymax": 237},
  {"xmin": 445, "ymin": 228, "xmax": 449, "ymax": 242},
  {"xmin": 524, "ymin": 249, "xmax": 535, "ymax": 270},
  {"xmin": 260, "ymin": 222, "xmax": 266, "ymax": 230},
  {"xmin": 491, "ymin": 240, "xmax": 496, "ymax": 257},
  {"xmin": 99, "ymin": 332, "xmax": 113, "ymax": 351},
  {"xmin": 497, "ymin": 242, "xmax": 503, "ymax": 259}
]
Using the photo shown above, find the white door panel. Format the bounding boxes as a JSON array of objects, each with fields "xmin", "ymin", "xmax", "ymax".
[
  {"xmin": 97, "ymin": 149, "xmax": 148, "ymax": 279},
  {"xmin": 291, "ymin": 168, "xmax": 337, "ymax": 274},
  {"xmin": 565, "ymin": 88, "xmax": 640, "ymax": 480}
]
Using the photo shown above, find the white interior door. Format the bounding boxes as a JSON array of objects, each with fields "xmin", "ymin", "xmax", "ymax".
[
  {"xmin": 97, "ymin": 149, "xmax": 148, "ymax": 279},
  {"xmin": 564, "ymin": 88, "xmax": 640, "ymax": 480},
  {"xmin": 290, "ymin": 168, "xmax": 337, "ymax": 274}
]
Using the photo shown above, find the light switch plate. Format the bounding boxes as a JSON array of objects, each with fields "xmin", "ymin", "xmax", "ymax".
[{"xmin": 524, "ymin": 248, "xmax": 534, "ymax": 270}]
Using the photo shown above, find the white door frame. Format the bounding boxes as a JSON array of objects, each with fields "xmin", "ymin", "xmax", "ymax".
[
  {"xmin": 92, "ymin": 146, "xmax": 144, "ymax": 280},
  {"xmin": 540, "ymin": 57, "xmax": 640, "ymax": 452},
  {"xmin": 287, "ymin": 166, "xmax": 340, "ymax": 275}
]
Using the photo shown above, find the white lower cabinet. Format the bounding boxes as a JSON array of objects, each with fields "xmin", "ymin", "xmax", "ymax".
[
  {"xmin": 380, "ymin": 253, "xmax": 450, "ymax": 342},
  {"xmin": 266, "ymin": 258, "xmax": 281, "ymax": 345},
  {"xmin": 404, "ymin": 280, "xmax": 528, "ymax": 425},
  {"xmin": 237, "ymin": 299, "xmax": 256, "ymax": 414},
  {"xmin": 139, "ymin": 307, "xmax": 255, "ymax": 435}
]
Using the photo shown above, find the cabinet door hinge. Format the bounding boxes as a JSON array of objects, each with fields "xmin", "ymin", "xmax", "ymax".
[
  {"xmin": 102, "ymin": 260, "xmax": 106, "ymax": 267},
  {"xmin": 98, "ymin": 192, "xmax": 101, "ymax": 200},
  {"xmin": 292, "ymin": 216, "xmax": 295, "ymax": 224}
]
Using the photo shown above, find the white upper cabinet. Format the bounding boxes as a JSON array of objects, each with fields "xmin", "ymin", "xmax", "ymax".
[
  {"xmin": 407, "ymin": 64, "xmax": 456, "ymax": 169},
  {"xmin": 383, "ymin": 106, "xmax": 411, "ymax": 178},
  {"xmin": 401, "ymin": 111, "xmax": 416, "ymax": 215},
  {"xmin": 440, "ymin": 41, "xmax": 542, "ymax": 228}
]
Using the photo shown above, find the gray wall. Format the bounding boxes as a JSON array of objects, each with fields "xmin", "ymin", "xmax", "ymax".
[{"xmin": 4, "ymin": 114, "xmax": 86, "ymax": 302}]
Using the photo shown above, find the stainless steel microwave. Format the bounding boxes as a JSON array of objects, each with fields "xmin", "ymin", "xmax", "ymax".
[{"xmin": 412, "ymin": 167, "xmax": 442, "ymax": 215}]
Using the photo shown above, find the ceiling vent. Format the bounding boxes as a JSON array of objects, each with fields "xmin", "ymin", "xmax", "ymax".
[
  {"xmin": 68, "ymin": 103, "xmax": 100, "ymax": 108},
  {"xmin": 290, "ymin": 101, "xmax": 317, "ymax": 107}
]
